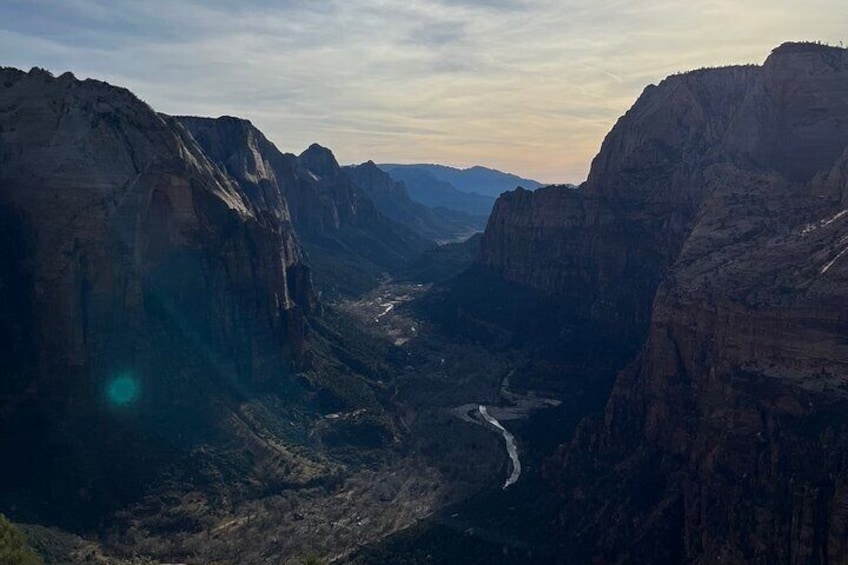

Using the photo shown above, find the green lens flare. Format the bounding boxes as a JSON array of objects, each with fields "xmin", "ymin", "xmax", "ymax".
[{"xmin": 107, "ymin": 374, "xmax": 139, "ymax": 406}]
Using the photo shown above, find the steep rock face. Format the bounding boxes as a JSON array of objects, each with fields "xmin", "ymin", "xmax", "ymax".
[
  {"xmin": 347, "ymin": 161, "xmax": 410, "ymax": 203},
  {"xmin": 467, "ymin": 184, "xmax": 663, "ymax": 390},
  {"xmin": 168, "ymin": 115, "xmax": 295, "ymax": 221},
  {"xmin": 470, "ymin": 66, "xmax": 781, "ymax": 376},
  {"xmin": 516, "ymin": 44, "xmax": 848, "ymax": 563},
  {"xmin": 479, "ymin": 63, "xmax": 765, "ymax": 289},
  {"xmin": 0, "ymin": 68, "xmax": 315, "ymax": 524},
  {"xmin": 475, "ymin": 43, "xmax": 848, "ymax": 562},
  {"xmin": 480, "ymin": 184, "xmax": 662, "ymax": 324},
  {"xmin": 344, "ymin": 161, "xmax": 486, "ymax": 243},
  {"xmin": 294, "ymin": 142, "xmax": 380, "ymax": 233},
  {"xmin": 178, "ymin": 117, "xmax": 433, "ymax": 295}
]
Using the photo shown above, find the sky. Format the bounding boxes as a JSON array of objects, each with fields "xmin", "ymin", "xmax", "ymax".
[{"xmin": 1, "ymin": 1, "xmax": 845, "ymax": 184}]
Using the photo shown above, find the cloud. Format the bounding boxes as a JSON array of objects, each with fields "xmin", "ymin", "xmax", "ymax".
[{"xmin": 1, "ymin": 0, "xmax": 845, "ymax": 183}]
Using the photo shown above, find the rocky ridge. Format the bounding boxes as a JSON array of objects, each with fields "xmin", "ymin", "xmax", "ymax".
[
  {"xmin": 178, "ymin": 116, "xmax": 433, "ymax": 295},
  {"xmin": 379, "ymin": 164, "xmax": 498, "ymax": 217},
  {"xmin": 343, "ymin": 161, "xmax": 486, "ymax": 243},
  {"xmin": 379, "ymin": 163, "xmax": 543, "ymax": 199}
]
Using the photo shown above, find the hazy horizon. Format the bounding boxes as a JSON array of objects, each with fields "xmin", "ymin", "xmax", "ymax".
[{"xmin": 2, "ymin": 0, "xmax": 844, "ymax": 184}]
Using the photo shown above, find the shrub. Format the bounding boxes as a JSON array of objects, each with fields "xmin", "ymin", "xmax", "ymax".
[{"xmin": 0, "ymin": 513, "xmax": 43, "ymax": 565}]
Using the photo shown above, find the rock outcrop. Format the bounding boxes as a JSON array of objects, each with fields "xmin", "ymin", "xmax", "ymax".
[
  {"xmin": 475, "ymin": 42, "xmax": 848, "ymax": 562},
  {"xmin": 0, "ymin": 68, "xmax": 316, "ymax": 525},
  {"xmin": 178, "ymin": 117, "xmax": 433, "ymax": 295}
]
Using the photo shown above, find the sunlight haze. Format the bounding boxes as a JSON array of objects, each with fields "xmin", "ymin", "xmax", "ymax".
[{"xmin": 2, "ymin": 0, "xmax": 844, "ymax": 183}]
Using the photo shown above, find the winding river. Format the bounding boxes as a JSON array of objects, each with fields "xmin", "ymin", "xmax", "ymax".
[{"xmin": 478, "ymin": 405, "xmax": 521, "ymax": 489}]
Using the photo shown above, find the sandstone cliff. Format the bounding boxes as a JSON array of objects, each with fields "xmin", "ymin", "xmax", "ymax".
[
  {"xmin": 0, "ymin": 68, "xmax": 318, "ymax": 525},
  {"xmin": 477, "ymin": 42, "xmax": 848, "ymax": 562},
  {"xmin": 178, "ymin": 117, "xmax": 433, "ymax": 295}
]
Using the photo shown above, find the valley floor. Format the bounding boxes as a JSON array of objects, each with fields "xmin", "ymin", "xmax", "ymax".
[{"xmin": 24, "ymin": 280, "xmax": 571, "ymax": 565}]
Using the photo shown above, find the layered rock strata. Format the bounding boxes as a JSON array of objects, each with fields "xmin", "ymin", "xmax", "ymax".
[
  {"xmin": 479, "ymin": 42, "xmax": 848, "ymax": 561},
  {"xmin": 0, "ymin": 68, "xmax": 315, "ymax": 523},
  {"xmin": 178, "ymin": 117, "xmax": 432, "ymax": 294}
]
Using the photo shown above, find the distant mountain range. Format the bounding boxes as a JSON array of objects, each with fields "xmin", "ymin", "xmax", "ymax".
[
  {"xmin": 380, "ymin": 163, "xmax": 543, "ymax": 197},
  {"xmin": 343, "ymin": 161, "xmax": 487, "ymax": 244},
  {"xmin": 378, "ymin": 163, "xmax": 544, "ymax": 216}
]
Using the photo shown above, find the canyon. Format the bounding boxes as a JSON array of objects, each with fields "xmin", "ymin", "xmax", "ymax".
[{"xmin": 2, "ymin": 41, "xmax": 848, "ymax": 564}]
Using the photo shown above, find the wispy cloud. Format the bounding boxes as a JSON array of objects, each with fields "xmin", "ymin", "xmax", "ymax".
[{"xmin": 1, "ymin": 0, "xmax": 844, "ymax": 183}]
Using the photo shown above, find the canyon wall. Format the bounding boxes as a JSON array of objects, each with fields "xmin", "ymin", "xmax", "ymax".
[
  {"xmin": 479, "ymin": 42, "xmax": 848, "ymax": 562},
  {"xmin": 0, "ymin": 68, "xmax": 316, "ymax": 524}
]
